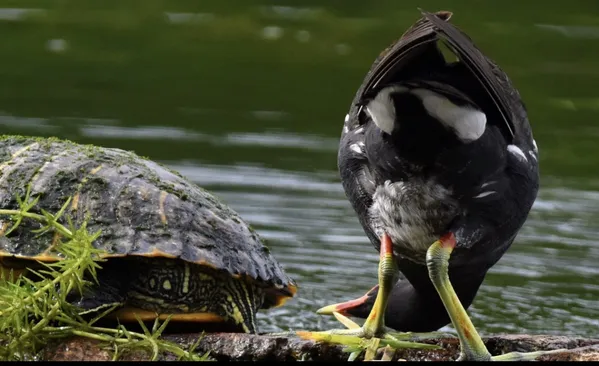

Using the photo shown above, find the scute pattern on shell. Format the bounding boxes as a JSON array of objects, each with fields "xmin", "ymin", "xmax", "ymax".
[{"xmin": 0, "ymin": 135, "xmax": 295, "ymax": 297}]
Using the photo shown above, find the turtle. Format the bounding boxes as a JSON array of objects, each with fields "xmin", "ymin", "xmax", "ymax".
[{"xmin": 0, "ymin": 134, "xmax": 297, "ymax": 334}]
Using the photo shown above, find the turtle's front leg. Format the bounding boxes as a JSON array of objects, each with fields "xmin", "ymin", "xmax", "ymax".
[{"xmin": 68, "ymin": 278, "xmax": 126, "ymax": 316}]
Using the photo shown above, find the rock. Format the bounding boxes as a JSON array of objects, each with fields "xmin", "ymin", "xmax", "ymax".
[
  {"xmin": 42, "ymin": 333, "xmax": 599, "ymax": 361},
  {"xmin": 42, "ymin": 338, "xmax": 111, "ymax": 362}
]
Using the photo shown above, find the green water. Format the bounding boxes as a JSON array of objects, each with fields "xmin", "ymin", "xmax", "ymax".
[{"xmin": 1, "ymin": 1, "xmax": 598, "ymax": 337}]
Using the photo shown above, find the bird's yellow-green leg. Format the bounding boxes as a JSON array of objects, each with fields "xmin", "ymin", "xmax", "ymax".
[
  {"xmin": 426, "ymin": 233, "xmax": 491, "ymax": 361},
  {"xmin": 297, "ymin": 234, "xmax": 442, "ymax": 360},
  {"xmin": 299, "ymin": 233, "xmax": 399, "ymax": 339},
  {"xmin": 427, "ymin": 233, "xmax": 568, "ymax": 361},
  {"xmin": 359, "ymin": 232, "xmax": 399, "ymax": 337}
]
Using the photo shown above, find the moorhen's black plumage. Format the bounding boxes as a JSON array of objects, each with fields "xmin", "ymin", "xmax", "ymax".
[{"xmin": 298, "ymin": 10, "xmax": 558, "ymax": 361}]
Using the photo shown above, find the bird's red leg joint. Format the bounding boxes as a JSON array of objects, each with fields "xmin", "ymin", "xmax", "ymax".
[
  {"xmin": 439, "ymin": 232, "xmax": 456, "ymax": 249},
  {"xmin": 380, "ymin": 233, "xmax": 393, "ymax": 259}
]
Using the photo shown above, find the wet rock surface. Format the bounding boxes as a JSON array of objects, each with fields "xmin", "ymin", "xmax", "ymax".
[{"xmin": 43, "ymin": 333, "xmax": 599, "ymax": 361}]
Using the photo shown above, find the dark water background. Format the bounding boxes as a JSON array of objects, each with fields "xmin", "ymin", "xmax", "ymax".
[{"xmin": 1, "ymin": 1, "xmax": 598, "ymax": 337}]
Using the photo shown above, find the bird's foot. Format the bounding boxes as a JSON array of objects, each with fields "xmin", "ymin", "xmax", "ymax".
[
  {"xmin": 454, "ymin": 348, "xmax": 570, "ymax": 362},
  {"xmin": 297, "ymin": 312, "xmax": 442, "ymax": 361},
  {"xmin": 488, "ymin": 349, "xmax": 570, "ymax": 362},
  {"xmin": 299, "ymin": 233, "xmax": 452, "ymax": 360}
]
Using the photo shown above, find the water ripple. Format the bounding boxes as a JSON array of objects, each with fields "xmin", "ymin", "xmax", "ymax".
[{"xmin": 160, "ymin": 157, "xmax": 599, "ymax": 335}]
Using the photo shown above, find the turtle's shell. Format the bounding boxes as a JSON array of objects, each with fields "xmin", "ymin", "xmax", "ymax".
[{"xmin": 0, "ymin": 135, "xmax": 296, "ymax": 305}]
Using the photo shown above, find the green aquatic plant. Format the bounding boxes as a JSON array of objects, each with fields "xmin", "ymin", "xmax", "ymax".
[{"xmin": 0, "ymin": 187, "xmax": 211, "ymax": 361}]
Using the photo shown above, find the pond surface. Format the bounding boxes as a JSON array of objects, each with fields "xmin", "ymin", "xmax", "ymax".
[{"xmin": 1, "ymin": 0, "xmax": 599, "ymax": 337}]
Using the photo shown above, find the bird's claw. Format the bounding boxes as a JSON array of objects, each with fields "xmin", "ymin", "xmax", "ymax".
[{"xmin": 296, "ymin": 312, "xmax": 442, "ymax": 361}]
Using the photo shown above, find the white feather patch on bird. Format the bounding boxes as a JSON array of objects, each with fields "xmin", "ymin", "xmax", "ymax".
[
  {"xmin": 365, "ymin": 85, "xmax": 408, "ymax": 135},
  {"xmin": 507, "ymin": 144, "xmax": 528, "ymax": 162},
  {"xmin": 411, "ymin": 88, "xmax": 487, "ymax": 142},
  {"xmin": 533, "ymin": 139, "xmax": 538, "ymax": 153},
  {"xmin": 473, "ymin": 191, "xmax": 495, "ymax": 199},
  {"xmin": 349, "ymin": 143, "xmax": 363, "ymax": 154},
  {"xmin": 343, "ymin": 125, "xmax": 349, "ymax": 134},
  {"xmin": 344, "ymin": 114, "xmax": 349, "ymax": 123},
  {"xmin": 481, "ymin": 181, "xmax": 496, "ymax": 188},
  {"xmin": 368, "ymin": 179, "xmax": 458, "ymax": 257},
  {"xmin": 354, "ymin": 127, "xmax": 364, "ymax": 134}
]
